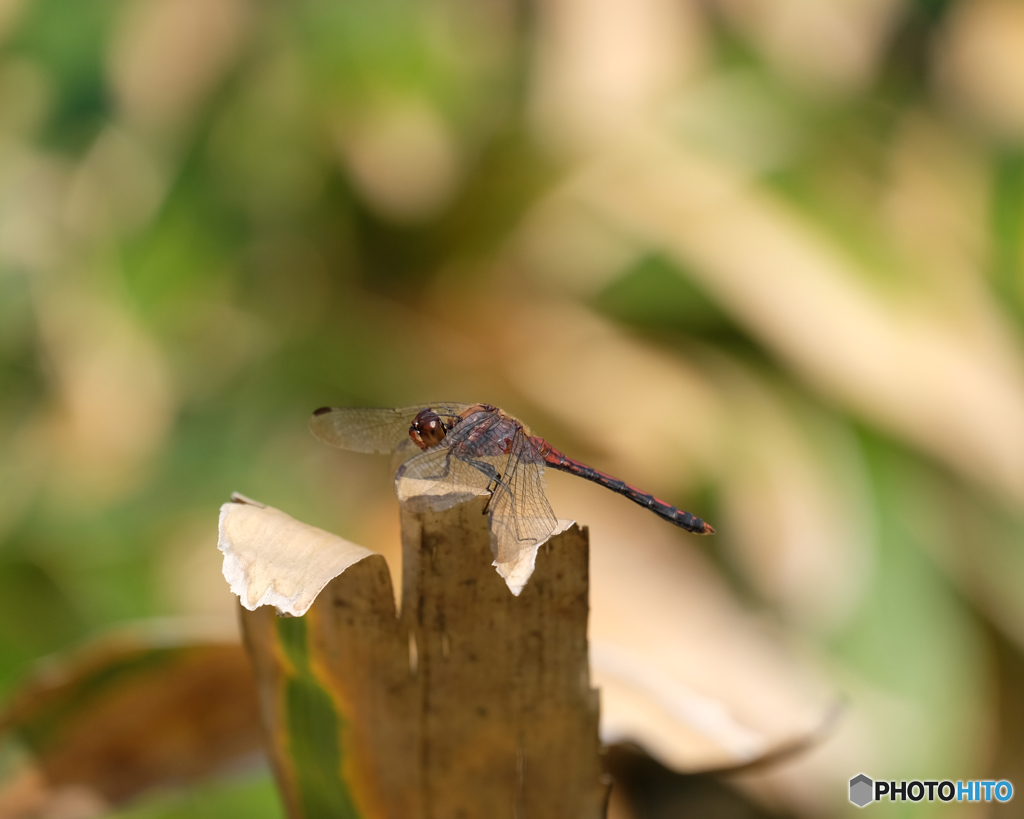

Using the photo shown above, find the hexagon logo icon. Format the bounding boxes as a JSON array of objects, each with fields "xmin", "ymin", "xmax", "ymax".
[{"xmin": 850, "ymin": 774, "xmax": 874, "ymax": 808}]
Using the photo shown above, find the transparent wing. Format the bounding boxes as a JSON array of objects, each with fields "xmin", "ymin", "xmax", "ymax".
[
  {"xmin": 486, "ymin": 433, "xmax": 557, "ymax": 564},
  {"xmin": 394, "ymin": 410, "xmax": 509, "ymax": 510},
  {"xmin": 309, "ymin": 403, "xmax": 471, "ymax": 454},
  {"xmin": 395, "ymin": 441, "xmax": 498, "ymax": 512},
  {"xmin": 388, "ymin": 437, "xmax": 423, "ymax": 474},
  {"xmin": 395, "ymin": 416, "xmax": 558, "ymax": 569}
]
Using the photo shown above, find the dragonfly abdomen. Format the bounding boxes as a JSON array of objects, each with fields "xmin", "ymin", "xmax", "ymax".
[{"xmin": 540, "ymin": 445, "xmax": 714, "ymax": 534}]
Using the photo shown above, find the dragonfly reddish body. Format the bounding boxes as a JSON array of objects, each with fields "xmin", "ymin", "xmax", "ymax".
[{"xmin": 311, "ymin": 402, "xmax": 713, "ymax": 575}]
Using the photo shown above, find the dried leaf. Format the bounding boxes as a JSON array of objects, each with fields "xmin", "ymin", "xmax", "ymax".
[
  {"xmin": 218, "ymin": 493, "xmax": 375, "ymax": 616},
  {"xmin": 0, "ymin": 623, "xmax": 263, "ymax": 807}
]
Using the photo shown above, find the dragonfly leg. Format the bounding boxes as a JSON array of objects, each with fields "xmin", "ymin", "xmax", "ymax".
[
  {"xmin": 460, "ymin": 457, "xmax": 500, "ymax": 514},
  {"xmin": 482, "ymin": 473, "xmax": 506, "ymax": 514}
]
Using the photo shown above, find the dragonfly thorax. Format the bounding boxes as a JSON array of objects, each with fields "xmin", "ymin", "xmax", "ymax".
[{"xmin": 409, "ymin": 408, "xmax": 449, "ymax": 450}]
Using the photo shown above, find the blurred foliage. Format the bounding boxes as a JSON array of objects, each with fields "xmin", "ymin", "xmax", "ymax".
[
  {"xmin": 1, "ymin": 0, "xmax": 1024, "ymax": 816},
  {"xmin": 106, "ymin": 776, "xmax": 283, "ymax": 819}
]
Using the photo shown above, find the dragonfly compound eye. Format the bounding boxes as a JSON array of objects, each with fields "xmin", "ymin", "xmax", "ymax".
[{"xmin": 409, "ymin": 409, "xmax": 447, "ymax": 450}]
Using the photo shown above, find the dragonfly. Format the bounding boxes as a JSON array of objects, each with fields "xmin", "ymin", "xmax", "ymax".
[{"xmin": 310, "ymin": 402, "xmax": 714, "ymax": 571}]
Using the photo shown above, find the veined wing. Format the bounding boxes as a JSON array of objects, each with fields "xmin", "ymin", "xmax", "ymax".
[
  {"xmin": 394, "ymin": 410, "xmax": 508, "ymax": 510},
  {"xmin": 395, "ymin": 442, "xmax": 499, "ymax": 512},
  {"xmin": 309, "ymin": 403, "xmax": 471, "ymax": 454},
  {"xmin": 388, "ymin": 437, "xmax": 423, "ymax": 474},
  {"xmin": 486, "ymin": 433, "xmax": 557, "ymax": 564}
]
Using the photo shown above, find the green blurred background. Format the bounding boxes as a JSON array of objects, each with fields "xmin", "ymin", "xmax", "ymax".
[{"xmin": 2, "ymin": 0, "xmax": 1024, "ymax": 816}]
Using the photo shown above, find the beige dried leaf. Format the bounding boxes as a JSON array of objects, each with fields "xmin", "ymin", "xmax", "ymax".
[
  {"xmin": 218, "ymin": 494, "xmax": 375, "ymax": 616},
  {"xmin": 494, "ymin": 518, "xmax": 575, "ymax": 595}
]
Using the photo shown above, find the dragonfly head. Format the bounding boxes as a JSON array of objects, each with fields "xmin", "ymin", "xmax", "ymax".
[{"xmin": 409, "ymin": 408, "xmax": 448, "ymax": 450}]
